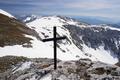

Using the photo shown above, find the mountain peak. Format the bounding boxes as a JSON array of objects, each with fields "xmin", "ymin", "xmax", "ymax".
[
  {"xmin": 0, "ymin": 9, "xmax": 15, "ymax": 18},
  {"xmin": 23, "ymin": 15, "xmax": 88, "ymax": 29},
  {"xmin": 17, "ymin": 14, "xmax": 40, "ymax": 23}
]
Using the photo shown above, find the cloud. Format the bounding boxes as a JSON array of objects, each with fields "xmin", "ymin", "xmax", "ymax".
[
  {"xmin": 66, "ymin": 3, "xmax": 108, "ymax": 9},
  {"xmin": 0, "ymin": 0, "xmax": 120, "ymax": 19},
  {"xmin": 64, "ymin": 0, "xmax": 119, "ymax": 10},
  {"xmin": 0, "ymin": 0, "xmax": 59, "ymax": 5}
]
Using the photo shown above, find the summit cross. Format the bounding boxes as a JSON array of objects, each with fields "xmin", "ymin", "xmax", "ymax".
[{"xmin": 42, "ymin": 26, "xmax": 66, "ymax": 70}]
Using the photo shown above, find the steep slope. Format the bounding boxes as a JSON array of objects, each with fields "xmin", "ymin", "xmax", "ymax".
[{"xmin": 65, "ymin": 24, "xmax": 120, "ymax": 64}]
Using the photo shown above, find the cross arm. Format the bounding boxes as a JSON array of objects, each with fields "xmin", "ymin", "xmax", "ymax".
[
  {"xmin": 42, "ymin": 38, "xmax": 54, "ymax": 42},
  {"xmin": 42, "ymin": 36, "xmax": 66, "ymax": 42}
]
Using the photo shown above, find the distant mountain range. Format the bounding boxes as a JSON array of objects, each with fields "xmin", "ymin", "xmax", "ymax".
[
  {"xmin": 72, "ymin": 16, "xmax": 120, "ymax": 27},
  {"xmin": 16, "ymin": 15, "xmax": 120, "ymax": 28}
]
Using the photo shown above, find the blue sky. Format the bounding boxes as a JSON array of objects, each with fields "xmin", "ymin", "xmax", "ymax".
[{"xmin": 0, "ymin": 0, "xmax": 120, "ymax": 19}]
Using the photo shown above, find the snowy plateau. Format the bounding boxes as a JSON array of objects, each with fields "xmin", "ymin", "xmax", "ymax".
[{"xmin": 0, "ymin": 9, "xmax": 120, "ymax": 80}]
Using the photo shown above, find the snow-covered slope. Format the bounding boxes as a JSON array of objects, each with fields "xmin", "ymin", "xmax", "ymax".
[
  {"xmin": 26, "ymin": 16, "xmax": 119, "ymax": 64},
  {"xmin": 0, "ymin": 9, "xmax": 14, "ymax": 18},
  {"xmin": 0, "ymin": 10, "xmax": 120, "ymax": 64}
]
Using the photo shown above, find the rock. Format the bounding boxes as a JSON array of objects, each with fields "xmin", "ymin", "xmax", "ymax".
[{"xmin": 0, "ymin": 56, "xmax": 120, "ymax": 80}]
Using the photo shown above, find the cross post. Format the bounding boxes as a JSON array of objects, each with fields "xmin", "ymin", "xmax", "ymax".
[{"xmin": 42, "ymin": 26, "xmax": 66, "ymax": 70}]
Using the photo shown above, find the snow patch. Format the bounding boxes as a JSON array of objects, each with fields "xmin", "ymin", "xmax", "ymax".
[
  {"xmin": 40, "ymin": 74, "xmax": 52, "ymax": 80},
  {"xmin": 15, "ymin": 61, "xmax": 32, "ymax": 72},
  {"xmin": 82, "ymin": 44, "xmax": 118, "ymax": 64}
]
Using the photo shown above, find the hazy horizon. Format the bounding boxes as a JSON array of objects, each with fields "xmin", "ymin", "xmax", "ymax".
[{"xmin": 1, "ymin": 0, "xmax": 120, "ymax": 23}]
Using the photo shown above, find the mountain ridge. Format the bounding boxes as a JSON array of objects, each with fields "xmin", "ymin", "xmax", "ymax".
[
  {"xmin": 0, "ymin": 9, "xmax": 15, "ymax": 18},
  {"xmin": 0, "ymin": 9, "xmax": 120, "ymax": 64}
]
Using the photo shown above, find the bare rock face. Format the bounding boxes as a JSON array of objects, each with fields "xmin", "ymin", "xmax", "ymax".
[{"xmin": 0, "ymin": 56, "xmax": 120, "ymax": 80}]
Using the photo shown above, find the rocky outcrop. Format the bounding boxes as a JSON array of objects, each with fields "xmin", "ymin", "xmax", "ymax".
[{"xmin": 0, "ymin": 56, "xmax": 120, "ymax": 80}]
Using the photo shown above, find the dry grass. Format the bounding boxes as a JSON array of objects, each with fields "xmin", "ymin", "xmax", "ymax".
[{"xmin": 0, "ymin": 14, "xmax": 33, "ymax": 47}]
